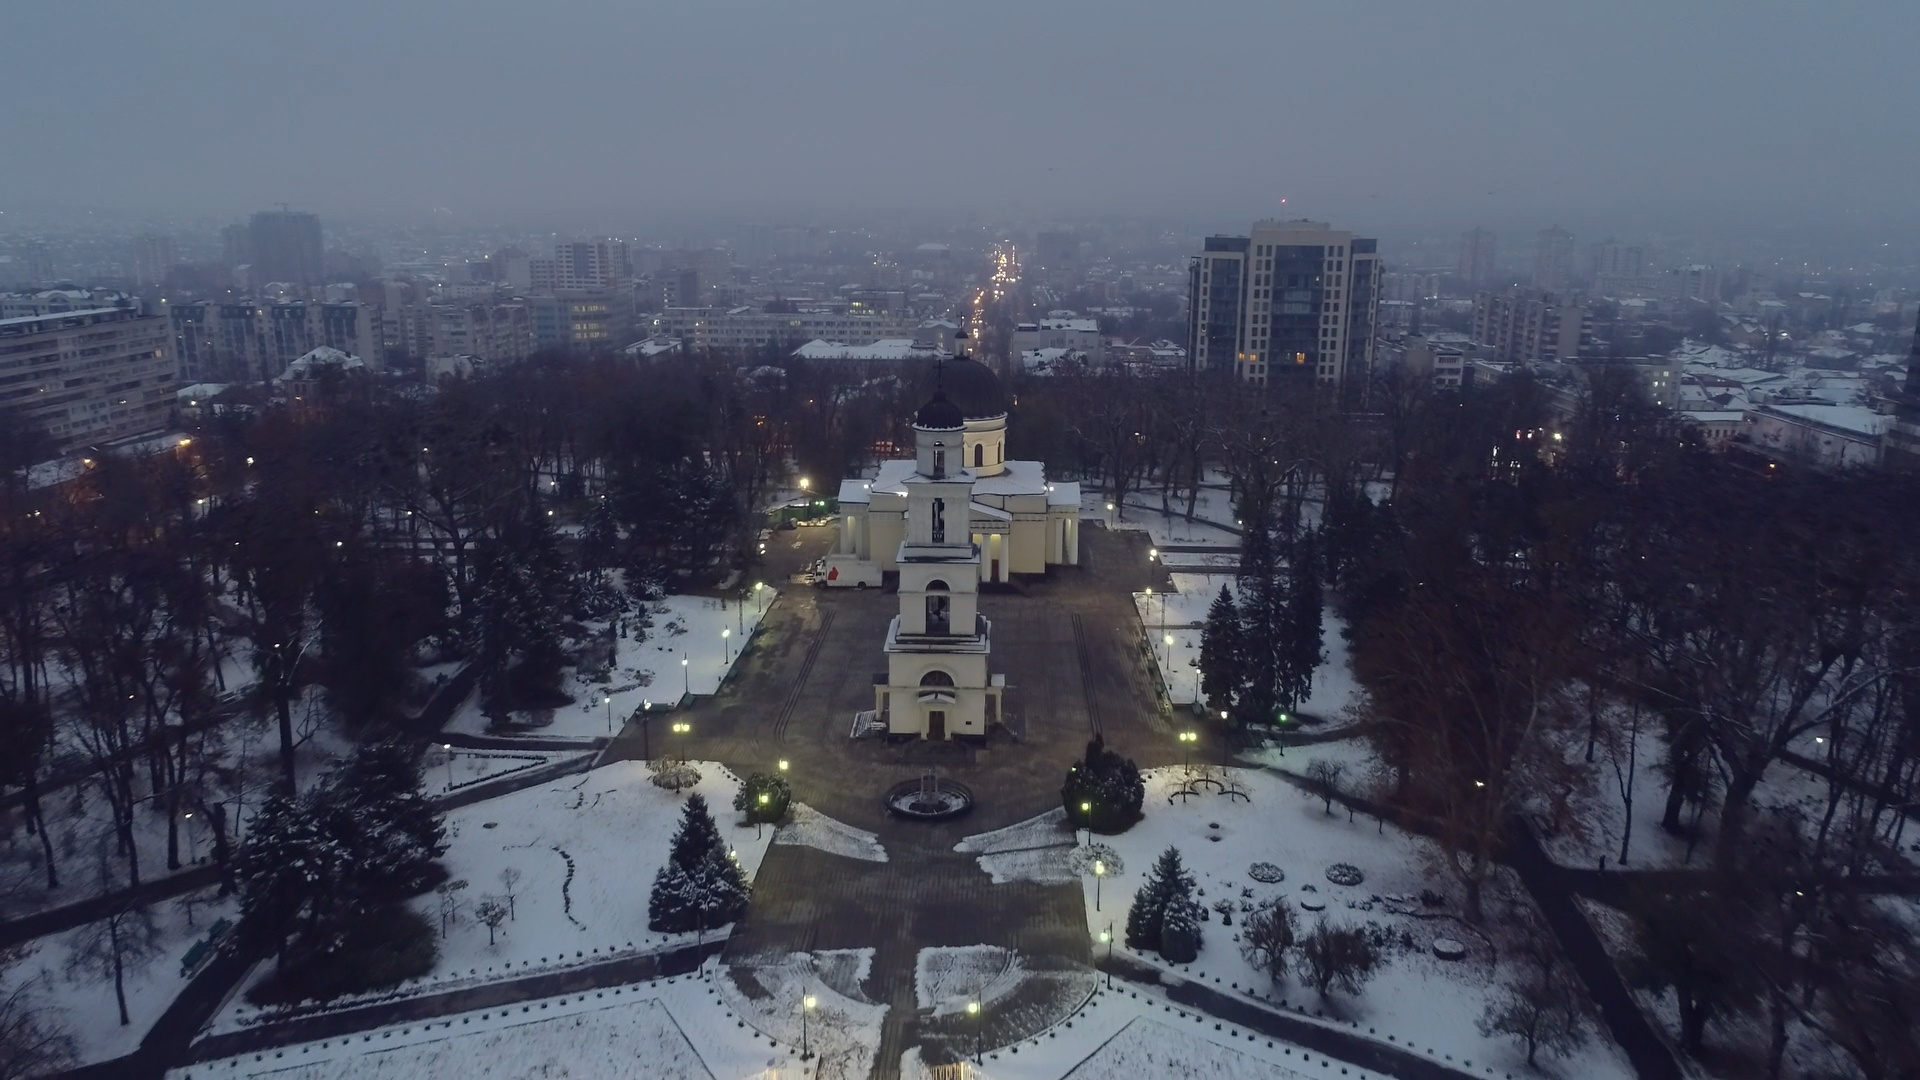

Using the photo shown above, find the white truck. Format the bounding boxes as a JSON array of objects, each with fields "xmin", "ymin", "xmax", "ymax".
[{"xmin": 819, "ymin": 554, "xmax": 882, "ymax": 588}]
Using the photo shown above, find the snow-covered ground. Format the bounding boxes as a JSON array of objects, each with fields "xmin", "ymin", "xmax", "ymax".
[
  {"xmin": 773, "ymin": 803, "xmax": 887, "ymax": 862},
  {"xmin": 0, "ymin": 702, "xmax": 357, "ymax": 919},
  {"xmin": 956, "ymin": 808, "xmax": 1078, "ymax": 884},
  {"xmin": 1036, "ymin": 767, "xmax": 1636, "ymax": 1080},
  {"xmin": 1084, "ymin": 484, "xmax": 1241, "ymax": 547},
  {"xmin": 1139, "ymin": 575, "xmax": 1362, "ymax": 721},
  {"xmin": 899, "ymin": 984, "xmax": 1392, "ymax": 1080},
  {"xmin": 915, "ymin": 945, "xmax": 1024, "ymax": 1016},
  {"xmin": 213, "ymin": 760, "xmax": 775, "ymax": 1032},
  {"xmin": 719, "ymin": 950, "xmax": 887, "ymax": 1080},
  {"xmin": 445, "ymin": 591, "xmax": 776, "ymax": 741},
  {"xmin": 423, "ymin": 747, "xmax": 577, "ymax": 796},
  {"xmin": 4, "ymin": 888, "xmax": 238, "ymax": 1068},
  {"xmin": 173, "ymin": 961, "xmax": 822, "ymax": 1080}
]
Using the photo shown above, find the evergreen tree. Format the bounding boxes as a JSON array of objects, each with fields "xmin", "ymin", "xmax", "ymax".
[
  {"xmin": 649, "ymin": 794, "xmax": 750, "ymax": 933},
  {"xmin": 1198, "ymin": 585, "xmax": 1243, "ymax": 713},
  {"xmin": 1062, "ymin": 735, "xmax": 1145, "ymax": 832},
  {"xmin": 734, "ymin": 772, "xmax": 792, "ymax": 823},
  {"xmin": 1159, "ymin": 892, "xmax": 1203, "ymax": 964},
  {"xmin": 581, "ymin": 495, "xmax": 621, "ymax": 570},
  {"xmin": 1126, "ymin": 846, "xmax": 1196, "ymax": 951},
  {"xmin": 1278, "ymin": 529, "xmax": 1325, "ymax": 715},
  {"xmin": 322, "ymin": 740, "xmax": 447, "ymax": 896},
  {"xmin": 235, "ymin": 792, "xmax": 350, "ymax": 964}
]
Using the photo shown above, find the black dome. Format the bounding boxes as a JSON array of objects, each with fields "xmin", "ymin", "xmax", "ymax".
[
  {"xmin": 924, "ymin": 356, "xmax": 1007, "ymax": 419},
  {"xmin": 914, "ymin": 390, "xmax": 965, "ymax": 430}
]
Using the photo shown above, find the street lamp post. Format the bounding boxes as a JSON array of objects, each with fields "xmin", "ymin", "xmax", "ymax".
[
  {"xmin": 722, "ymin": 627, "xmax": 731, "ymax": 667},
  {"xmin": 1179, "ymin": 730, "xmax": 1197, "ymax": 771},
  {"xmin": 1093, "ymin": 859, "xmax": 1105, "ymax": 911},
  {"xmin": 802, "ymin": 994, "xmax": 816, "ymax": 1059},
  {"xmin": 1163, "ymin": 633, "xmax": 1174, "ymax": 673},
  {"xmin": 442, "ymin": 743, "xmax": 454, "ymax": 789},
  {"xmin": 641, "ymin": 700, "xmax": 653, "ymax": 759},
  {"xmin": 1101, "ymin": 923, "xmax": 1115, "ymax": 988},
  {"xmin": 184, "ymin": 811, "xmax": 197, "ymax": 863},
  {"xmin": 967, "ymin": 1000, "xmax": 982, "ymax": 1064},
  {"xmin": 682, "ymin": 655, "xmax": 690, "ymax": 697},
  {"xmin": 757, "ymin": 791, "xmax": 770, "ymax": 838},
  {"xmin": 1143, "ymin": 586, "xmax": 1152, "ymax": 630},
  {"xmin": 756, "ymin": 581, "xmax": 766, "ymax": 613},
  {"xmin": 605, "ymin": 694, "xmax": 614, "ymax": 734}
]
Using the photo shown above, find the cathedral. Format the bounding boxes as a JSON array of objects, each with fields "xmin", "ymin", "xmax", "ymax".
[{"xmin": 833, "ymin": 352, "xmax": 1081, "ymax": 739}]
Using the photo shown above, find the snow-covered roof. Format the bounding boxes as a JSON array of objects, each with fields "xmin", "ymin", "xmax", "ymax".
[
  {"xmin": 792, "ymin": 338, "xmax": 932, "ymax": 362},
  {"xmin": 278, "ymin": 346, "xmax": 364, "ymax": 382},
  {"xmin": 1764, "ymin": 403, "xmax": 1887, "ymax": 437}
]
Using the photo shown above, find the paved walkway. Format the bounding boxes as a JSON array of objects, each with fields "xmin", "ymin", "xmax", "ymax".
[{"xmin": 181, "ymin": 940, "xmax": 721, "ymax": 1065}]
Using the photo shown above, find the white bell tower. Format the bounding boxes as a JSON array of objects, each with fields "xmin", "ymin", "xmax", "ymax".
[{"xmin": 878, "ymin": 383, "xmax": 1000, "ymax": 739}]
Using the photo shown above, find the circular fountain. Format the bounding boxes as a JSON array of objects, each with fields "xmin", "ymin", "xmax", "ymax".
[{"xmin": 884, "ymin": 771, "xmax": 974, "ymax": 821}]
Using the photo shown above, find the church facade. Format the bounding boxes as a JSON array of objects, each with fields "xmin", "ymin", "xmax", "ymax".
[{"xmin": 828, "ymin": 357, "xmax": 1080, "ymax": 588}]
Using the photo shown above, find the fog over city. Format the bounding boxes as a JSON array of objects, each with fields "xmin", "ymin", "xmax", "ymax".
[
  {"xmin": 4, "ymin": 0, "xmax": 1918, "ymax": 235},
  {"xmin": 5, "ymin": 4, "xmax": 1920, "ymax": 1080}
]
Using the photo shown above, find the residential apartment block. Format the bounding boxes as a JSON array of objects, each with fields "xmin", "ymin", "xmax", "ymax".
[
  {"xmin": 0, "ymin": 307, "xmax": 175, "ymax": 453},
  {"xmin": 1185, "ymin": 219, "xmax": 1381, "ymax": 399},
  {"xmin": 1472, "ymin": 291, "xmax": 1595, "ymax": 364},
  {"xmin": 170, "ymin": 300, "xmax": 382, "ymax": 383}
]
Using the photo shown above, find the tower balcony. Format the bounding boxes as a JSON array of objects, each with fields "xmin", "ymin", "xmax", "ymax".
[{"xmin": 883, "ymin": 613, "xmax": 991, "ymax": 654}]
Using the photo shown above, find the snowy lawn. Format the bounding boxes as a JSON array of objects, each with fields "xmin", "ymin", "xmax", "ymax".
[
  {"xmin": 900, "ymin": 983, "xmax": 1391, "ymax": 1080},
  {"xmin": 4, "ymin": 888, "xmax": 238, "ymax": 1067},
  {"xmin": 173, "ymin": 961, "xmax": 820, "ymax": 1080},
  {"xmin": 773, "ymin": 803, "xmax": 887, "ymax": 862},
  {"xmin": 445, "ymin": 591, "xmax": 776, "ymax": 741},
  {"xmin": 719, "ymin": 950, "xmax": 886, "ymax": 1080},
  {"xmin": 1084, "ymin": 484, "xmax": 1242, "ymax": 547},
  {"xmin": 213, "ymin": 760, "xmax": 774, "ymax": 1031},
  {"xmin": 1139, "ymin": 575, "xmax": 1362, "ymax": 721},
  {"xmin": 1050, "ymin": 767, "xmax": 1633, "ymax": 1080}
]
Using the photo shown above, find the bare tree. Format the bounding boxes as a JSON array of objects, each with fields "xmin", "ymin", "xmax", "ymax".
[
  {"xmin": 498, "ymin": 867, "xmax": 522, "ymax": 921},
  {"xmin": 1303, "ymin": 758, "xmax": 1346, "ymax": 816},
  {"xmin": 474, "ymin": 899, "xmax": 508, "ymax": 947},
  {"xmin": 0, "ymin": 948, "xmax": 74, "ymax": 1080},
  {"xmin": 1239, "ymin": 899, "xmax": 1298, "ymax": 985},
  {"xmin": 68, "ymin": 898, "xmax": 162, "ymax": 1027},
  {"xmin": 1293, "ymin": 920, "xmax": 1382, "ymax": 1001}
]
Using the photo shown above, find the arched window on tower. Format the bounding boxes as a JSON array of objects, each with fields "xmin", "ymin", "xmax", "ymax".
[
  {"xmin": 919, "ymin": 669, "xmax": 955, "ymax": 686},
  {"xmin": 973, "ymin": 443, "xmax": 983, "ymax": 468},
  {"xmin": 930, "ymin": 498, "xmax": 946, "ymax": 544},
  {"xmin": 924, "ymin": 579, "xmax": 951, "ymax": 634}
]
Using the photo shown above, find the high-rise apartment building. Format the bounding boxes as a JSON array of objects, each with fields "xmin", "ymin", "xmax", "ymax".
[
  {"xmin": 1589, "ymin": 238, "xmax": 1643, "ymax": 279},
  {"xmin": 222, "ymin": 224, "xmax": 252, "ymax": 267},
  {"xmin": 131, "ymin": 235, "xmax": 178, "ymax": 287},
  {"xmin": 1185, "ymin": 220, "xmax": 1380, "ymax": 398},
  {"xmin": 530, "ymin": 289, "xmax": 635, "ymax": 354},
  {"xmin": 1472, "ymin": 291, "xmax": 1594, "ymax": 364},
  {"xmin": 0, "ymin": 306, "xmax": 175, "ymax": 453},
  {"xmin": 170, "ymin": 300, "xmax": 381, "ymax": 383},
  {"xmin": 1533, "ymin": 227, "xmax": 1576, "ymax": 293},
  {"xmin": 248, "ymin": 210, "xmax": 325, "ymax": 288},
  {"xmin": 529, "ymin": 241, "xmax": 632, "ymax": 291},
  {"xmin": 1457, "ymin": 227, "xmax": 1497, "ymax": 289}
]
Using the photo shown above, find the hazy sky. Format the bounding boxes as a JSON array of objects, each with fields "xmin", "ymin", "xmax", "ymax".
[{"xmin": 4, "ymin": 0, "xmax": 1917, "ymax": 233}]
